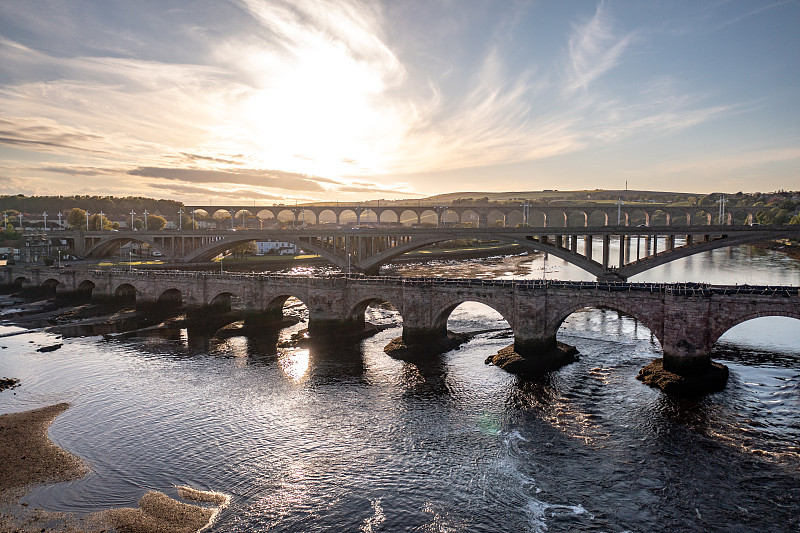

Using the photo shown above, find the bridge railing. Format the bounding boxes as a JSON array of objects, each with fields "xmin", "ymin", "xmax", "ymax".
[{"xmin": 82, "ymin": 269, "xmax": 799, "ymax": 296}]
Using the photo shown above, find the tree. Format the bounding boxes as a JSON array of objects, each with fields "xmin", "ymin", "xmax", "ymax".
[
  {"xmin": 147, "ymin": 215, "xmax": 167, "ymax": 230},
  {"xmin": 231, "ymin": 240, "xmax": 256, "ymax": 258},
  {"xmin": 67, "ymin": 208, "xmax": 87, "ymax": 229},
  {"xmin": 87, "ymin": 213, "xmax": 117, "ymax": 230}
]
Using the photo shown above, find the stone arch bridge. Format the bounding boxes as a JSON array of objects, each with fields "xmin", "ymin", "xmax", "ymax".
[
  {"xmin": 186, "ymin": 202, "xmax": 759, "ymax": 228},
  {"xmin": 4, "ymin": 267, "xmax": 798, "ymax": 377},
  {"xmin": 72, "ymin": 225, "xmax": 799, "ymax": 281}
]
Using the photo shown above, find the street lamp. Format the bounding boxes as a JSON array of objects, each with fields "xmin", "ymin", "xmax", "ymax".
[
  {"xmin": 130, "ymin": 209, "xmax": 135, "ymax": 230},
  {"xmin": 143, "ymin": 209, "xmax": 149, "ymax": 230},
  {"xmin": 42, "ymin": 211, "xmax": 47, "ymax": 231},
  {"xmin": 129, "ymin": 250, "xmax": 133, "ymax": 271},
  {"xmin": 616, "ymin": 198, "xmax": 624, "ymax": 225},
  {"xmin": 99, "ymin": 211, "xmax": 104, "ymax": 230},
  {"xmin": 57, "ymin": 211, "xmax": 62, "ymax": 230},
  {"xmin": 86, "ymin": 211, "xmax": 89, "ymax": 230},
  {"xmin": 179, "ymin": 207, "xmax": 184, "ymax": 231}
]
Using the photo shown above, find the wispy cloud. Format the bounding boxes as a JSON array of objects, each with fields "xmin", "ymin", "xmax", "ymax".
[
  {"xmin": 564, "ymin": 3, "xmax": 636, "ymax": 93},
  {"xmin": 128, "ymin": 167, "xmax": 328, "ymax": 192}
]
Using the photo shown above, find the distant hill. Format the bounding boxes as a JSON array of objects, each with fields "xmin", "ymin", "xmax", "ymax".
[{"xmin": 379, "ymin": 189, "xmax": 700, "ymax": 205}]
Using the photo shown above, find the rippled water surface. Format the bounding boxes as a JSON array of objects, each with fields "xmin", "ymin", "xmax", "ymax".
[{"xmin": 1, "ymin": 244, "xmax": 799, "ymax": 532}]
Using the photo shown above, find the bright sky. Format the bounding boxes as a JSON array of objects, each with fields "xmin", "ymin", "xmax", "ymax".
[{"xmin": 1, "ymin": 0, "xmax": 798, "ymax": 204}]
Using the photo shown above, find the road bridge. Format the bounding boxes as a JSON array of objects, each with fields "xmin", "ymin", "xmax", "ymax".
[
  {"xmin": 67, "ymin": 225, "xmax": 799, "ymax": 281},
  {"xmin": 4, "ymin": 267, "xmax": 798, "ymax": 379}
]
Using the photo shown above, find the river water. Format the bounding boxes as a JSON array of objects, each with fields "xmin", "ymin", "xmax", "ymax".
[{"xmin": 1, "ymin": 244, "xmax": 799, "ymax": 532}]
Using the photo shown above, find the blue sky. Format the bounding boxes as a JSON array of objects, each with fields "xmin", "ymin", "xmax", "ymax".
[{"xmin": 1, "ymin": 0, "xmax": 798, "ymax": 203}]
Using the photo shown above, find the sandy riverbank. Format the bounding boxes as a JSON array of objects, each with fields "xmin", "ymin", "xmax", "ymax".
[{"xmin": 0, "ymin": 404, "xmax": 229, "ymax": 533}]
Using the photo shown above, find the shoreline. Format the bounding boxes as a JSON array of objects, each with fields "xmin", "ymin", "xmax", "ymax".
[{"xmin": 0, "ymin": 404, "xmax": 229, "ymax": 533}]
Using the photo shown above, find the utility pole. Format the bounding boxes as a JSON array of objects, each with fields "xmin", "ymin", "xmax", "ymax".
[
  {"xmin": 131, "ymin": 209, "xmax": 136, "ymax": 230},
  {"xmin": 143, "ymin": 209, "xmax": 149, "ymax": 230},
  {"xmin": 616, "ymin": 198, "xmax": 624, "ymax": 225},
  {"xmin": 85, "ymin": 212, "xmax": 89, "ymax": 231},
  {"xmin": 57, "ymin": 211, "xmax": 62, "ymax": 229},
  {"xmin": 178, "ymin": 207, "xmax": 183, "ymax": 231},
  {"xmin": 99, "ymin": 211, "xmax": 104, "ymax": 230},
  {"xmin": 42, "ymin": 211, "xmax": 47, "ymax": 231}
]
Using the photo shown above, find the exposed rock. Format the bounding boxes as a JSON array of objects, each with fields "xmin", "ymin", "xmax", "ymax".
[
  {"xmin": 636, "ymin": 358, "xmax": 729, "ymax": 395},
  {"xmin": 486, "ymin": 342, "xmax": 578, "ymax": 374},
  {"xmin": 0, "ymin": 377, "xmax": 20, "ymax": 392},
  {"xmin": 36, "ymin": 343, "xmax": 63, "ymax": 353},
  {"xmin": 384, "ymin": 332, "xmax": 472, "ymax": 358}
]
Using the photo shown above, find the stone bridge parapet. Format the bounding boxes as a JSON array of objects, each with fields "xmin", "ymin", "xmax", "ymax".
[{"xmin": 3, "ymin": 267, "xmax": 798, "ymax": 377}]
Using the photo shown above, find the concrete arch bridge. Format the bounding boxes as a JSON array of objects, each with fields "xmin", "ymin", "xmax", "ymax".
[
  {"xmin": 5, "ymin": 267, "xmax": 798, "ymax": 380},
  {"xmin": 74, "ymin": 225, "xmax": 800, "ymax": 281}
]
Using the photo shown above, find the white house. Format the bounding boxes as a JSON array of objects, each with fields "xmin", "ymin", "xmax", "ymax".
[{"xmin": 255, "ymin": 240, "xmax": 297, "ymax": 254}]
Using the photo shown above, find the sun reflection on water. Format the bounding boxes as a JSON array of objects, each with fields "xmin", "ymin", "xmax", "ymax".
[{"xmin": 279, "ymin": 349, "xmax": 310, "ymax": 382}]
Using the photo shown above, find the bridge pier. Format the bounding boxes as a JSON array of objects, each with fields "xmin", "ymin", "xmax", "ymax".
[{"xmin": 401, "ymin": 325, "xmax": 447, "ymax": 347}]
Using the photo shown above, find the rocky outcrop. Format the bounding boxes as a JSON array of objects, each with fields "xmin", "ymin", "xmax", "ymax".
[
  {"xmin": 636, "ymin": 358, "xmax": 729, "ymax": 395},
  {"xmin": 384, "ymin": 332, "xmax": 472, "ymax": 358},
  {"xmin": 485, "ymin": 342, "xmax": 578, "ymax": 374}
]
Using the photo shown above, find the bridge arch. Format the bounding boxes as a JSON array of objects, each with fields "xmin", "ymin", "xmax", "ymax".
[
  {"xmin": 114, "ymin": 283, "xmax": 137, "ymax": 304},
  {"xmin": 157, "ymin": 288, "xmax": 183, "ymax": 307},
  {"xmin": 459, "ymin": 209, "xmax": 480, "ymax": 227},
  {"xmin": 315, "ymin": 209, "xmax": 337, "ymax": 224},
  {"xmin": 588, "ymin": 210, "xmax": 609, "ymax": 226},
  {"xmin": 400, "ymin": 209, "xmax": 419, "ymax": 226},
  {"xmin": 567, "ymin": 210, "xmax": 588, "ymax": 227},
  {"xmin": 379, "ymin": 210, "xmax": 399, "ymax": 224},
  {"xmin": 359, "ymin": 209, "xmax": 378, "ymax": 224},
  {"xmin": 709, "ymin": 310, "xmax": 800, "ymax": 348},
  {"xmin": 41, "ymin": 278, "xmax": 61, "ymax": 297},
  {"xmin": 339, "ymin": 209, "xmax": 358, "ymax": 225},
  {"xmin": 487, "ymin": 209, "xmax": 506, "ymax": 227},
  {"xmin": 209, "ymin": 292, "xmax": 235, "ymax": 311},
  {"xmin": 274, "ymin": 209, "xmax": 295, "ymax": 225},
  {"xmin": 651, "ymin": 209, "xmax": 670, "ymax": 226},
  {"xmin": 77, "ymin": 280, "xmax": 95, "ymax": 299},
  {"xmin": 211, "ymin": 209, "xmax": 234, "ymax": 224},
  {"xmin": 418, "ymin": 209, "xmax": 437, "ymax": 226},
  {"xmin": 505, "ymin": 209, "xmax": 524, "ymax": 227},
  {"xmin": 547, "ymin": 300, "xmax": 663, "ymax": 346},
  {"xmin": 529, "ymin": 210, "xmax": 547, "ymax": 227},
  {"xmin": 431, "ymin": 296, "xmax": 514, "ymax": 334},
  {"xmin": 264, "ymin": 294, "xmax": 309, "ymax": 322},
  {"xmin": 84, "ymin": 236, "xmax": 170, "ymax": 259},
  {"xmin": 626, "ymin": 209, "xmax": 650, "ymax": 227},
  {"xmin": 693, "ymin": 209, "xmax": 713, "ymax": 225},
  {"xmin": 255, "ymin": 209, "xmax": 276, "ymax": 221},
  {"xmin": 347, "ymin": 297, "xmax": 404, "ymax": 328}
]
